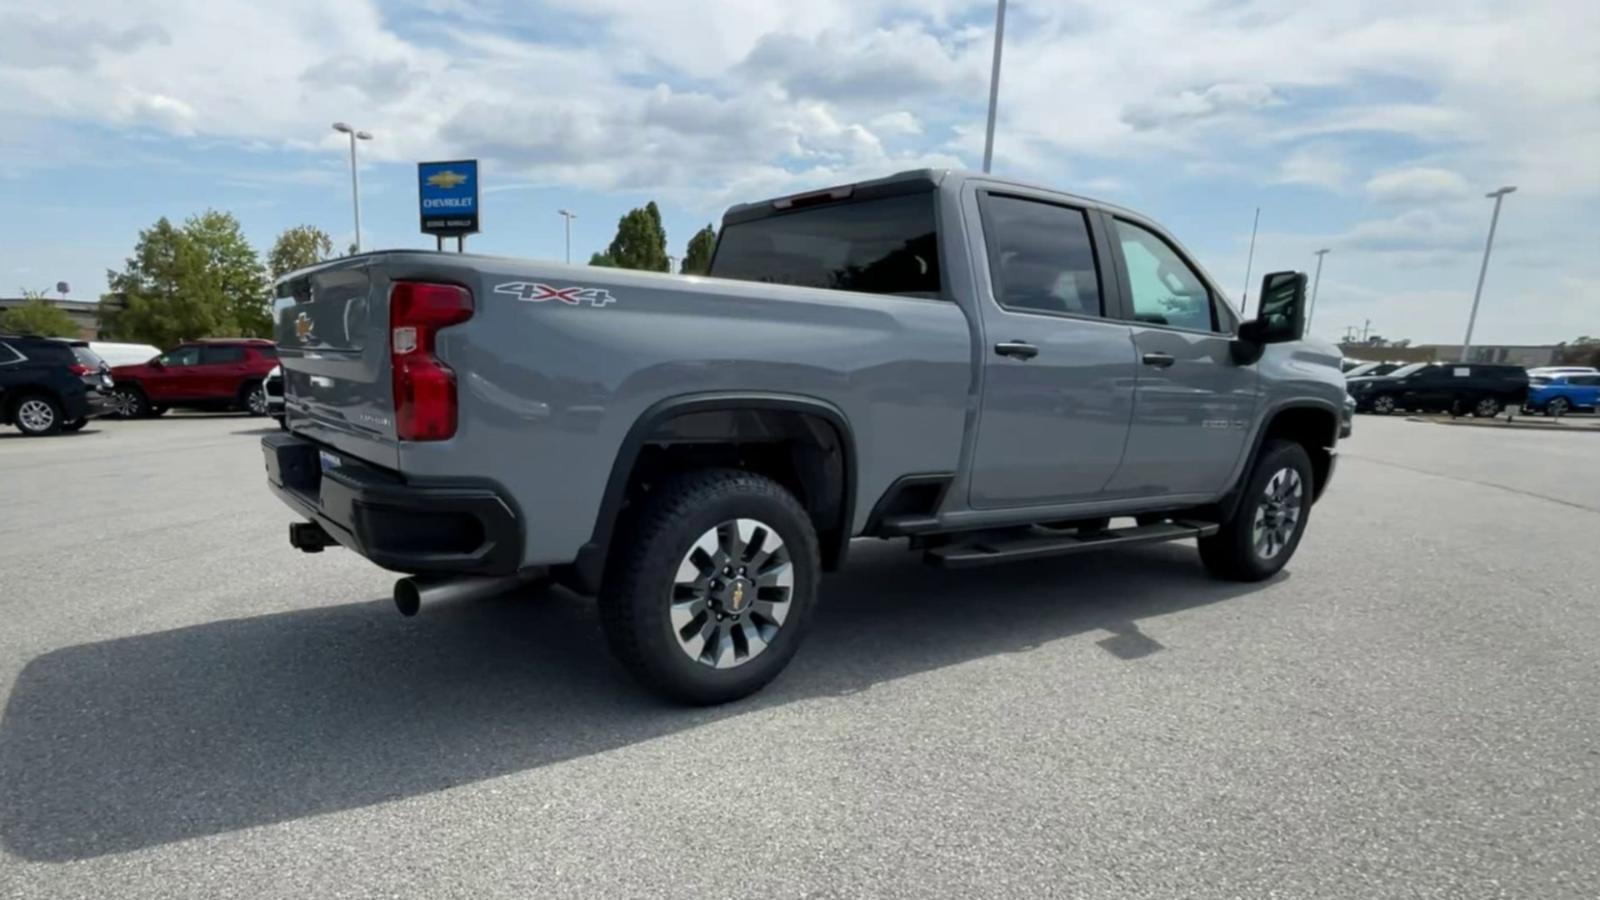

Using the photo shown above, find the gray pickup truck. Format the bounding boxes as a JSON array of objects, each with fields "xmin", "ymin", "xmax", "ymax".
[{"xmin": 263, "ymin": 169, "xmax": 1347, "ymax": 703}]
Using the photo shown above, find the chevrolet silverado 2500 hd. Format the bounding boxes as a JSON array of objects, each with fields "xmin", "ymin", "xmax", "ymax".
[{"xmin": 263, "ymin": 169, "xmax": 1345, "ymax": 704}]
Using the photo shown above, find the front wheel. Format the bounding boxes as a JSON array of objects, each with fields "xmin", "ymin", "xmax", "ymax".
[
  {"xmin": 1545, "ymin": 397, "xmax": 1570, "ymax": 417},
  {"xmin": 1199, "ymin": 439, "xmax": 1314, "ymax": 582},
  {"xmin": 1472, "ymin": 396, "xmax": 1501, "ymax": 418},
  {"xmin": 599, "ymin": 469, "xmax": 819, "ymax": 705},
  {"xmin": 1369, "ymin": 394, "xmax": 1397, "ymax": 415}
]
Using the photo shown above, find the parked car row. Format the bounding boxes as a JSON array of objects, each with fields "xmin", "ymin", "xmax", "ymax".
[
  {"xmin": 1, "ymin": 333, "xmax": 279, "ymax": 436},
  {"xmin": 1345, "ymin": 361, "xmax": 1598, "ymax": 418}
]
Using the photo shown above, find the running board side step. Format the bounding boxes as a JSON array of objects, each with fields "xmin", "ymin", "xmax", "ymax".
[{"xmin": 925, "ymin": 520, "xmax": 1220, "ymax": 569}]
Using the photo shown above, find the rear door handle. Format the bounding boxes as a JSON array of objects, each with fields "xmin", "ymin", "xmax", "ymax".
[
  {"xmin": 1141, "ymin": 352, "xmax": 1176, "ymax": 368},
  {"xmin": 994, "ymin": 341, "xmax": 1039, "ymax": 360}
]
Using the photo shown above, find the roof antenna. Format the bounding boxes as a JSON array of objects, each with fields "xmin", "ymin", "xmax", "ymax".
[{"xmin": 1241, "ymin": 206, "xmax": 1260, "ymax": 314}]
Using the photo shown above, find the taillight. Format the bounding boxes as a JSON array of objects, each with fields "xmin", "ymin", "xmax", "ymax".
[
  {"xmin": 68, "ymin": 364, "xmax": 91, "ymax": 376},
  {"xmin": 389, "ymin": 281, "xmax": 474, "ymax": 441}
]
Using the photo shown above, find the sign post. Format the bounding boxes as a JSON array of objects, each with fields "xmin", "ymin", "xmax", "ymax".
[{"xmin": 417, "ymin": 160, "xmax": 480, "ymax": 251}]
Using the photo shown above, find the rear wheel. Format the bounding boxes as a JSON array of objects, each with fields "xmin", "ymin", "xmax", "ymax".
[
  {"xmin": 240, "ymin": 381, "xmax": 268, "ymax": 416},
  {"xmin": 13, "ymin": 394, "xmax": 64, "ymax": 436},
  {"xmin": 1545, "ymin": 397, "xmax": 1571, "ymax": 417},
  {"xmin": 1472, "ymin": 396, "xmax": 1501, "ymax": 418},
  {"xmin": 110, "ymin": 386, "xmax": 150, "ymax": 419},
  {"xmin": 1199, "ymin": 439, "xmax": 1313, "ymax": 582},
  {"xmin": 1370, "ymin": 394, "xmax": 1396, "ymax": 415},
  {"xmin": 599, "ymin": 469, "xmax": 819, "ymax": 705}
]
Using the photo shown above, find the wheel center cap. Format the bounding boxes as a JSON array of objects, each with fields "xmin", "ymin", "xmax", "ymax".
[{"xmin": 721, "ymin": 577, "xmax": 753, "ymax": 613}]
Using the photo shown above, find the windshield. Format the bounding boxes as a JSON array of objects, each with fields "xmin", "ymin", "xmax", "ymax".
[
  {"xmin": 1345, "ymin": 362, "xmax": 1384, "ymax": 377},
  {"xmin": 710, "ymin": 192, "xmax": 941, "ymax": 297},
  {"xmin": 1388, "ymin": 363, "xmax": 1430, "ymax": 378}
]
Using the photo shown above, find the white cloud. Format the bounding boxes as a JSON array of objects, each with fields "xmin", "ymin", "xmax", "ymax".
[
  {"xmin": 1364, "ymin": 167, "xmax": 1471, "ymax": 204},
  {"xmin": 1274, "ymin": 146, "xmax": 1349, "ymax": 190}
]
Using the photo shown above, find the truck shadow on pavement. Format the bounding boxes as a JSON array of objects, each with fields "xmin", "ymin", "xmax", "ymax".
[{"xmin": 0, "ymin": 540, "xmax": 1280, "ymax": 862}]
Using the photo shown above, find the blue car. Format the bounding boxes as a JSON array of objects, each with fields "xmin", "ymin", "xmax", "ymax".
[{"xmin": 1526, "ymin": 373, "xmax": 1600, "ymax": 416}]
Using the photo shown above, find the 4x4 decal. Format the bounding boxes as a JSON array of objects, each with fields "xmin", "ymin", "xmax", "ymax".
[{"xmin": 494, "ymin": 282, "xmax": 617, "ymax": 307}]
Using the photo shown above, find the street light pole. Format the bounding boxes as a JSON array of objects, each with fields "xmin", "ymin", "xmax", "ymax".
[
  {"xmin": 1307, "ymin": 248, "xmax": 1330, "ymax": 330},
  {"xmin": 332, "ymin": 122, "xmax": 373, "ymax": 252},
  {"xmin": 1461, "ymin": 186, "xmax": 1516, "ymax": 362},
  {"xmin": 981, "ymin": 0, "xmax": 1007, "ymax": 173},
  {"xmin": 558, "ymin": 209, "xmax": 577, "ymax": 264}
]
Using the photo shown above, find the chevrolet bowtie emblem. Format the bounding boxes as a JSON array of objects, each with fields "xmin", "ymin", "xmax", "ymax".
[{"xmin": 426, "ymin": 170, "xmax": 469, "ymax": 189}]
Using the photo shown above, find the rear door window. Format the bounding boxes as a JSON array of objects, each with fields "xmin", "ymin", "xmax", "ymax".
[
  {"xmin": 710, "ymin": 192, "xmax": 941, "ymax": 297},
  {"xmin": 200, "ymin": 345, "xmax": 247, "ymax": 365},
  {"xmin": 979, "ymin": 194, "xmax": 1103, "ymax": 317}
]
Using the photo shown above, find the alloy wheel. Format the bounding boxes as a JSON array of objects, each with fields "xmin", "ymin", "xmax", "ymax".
[
  {"xmin": 17, "ymin": 399, "xmax": 55, "ymax": 433},
  {"xmin": 246, "ymin": 388, "xmax": 268, "ymax": 416},
  {"xmin": 1547, "ymin": 398, "xmax": 1570, "ymax": 417},
  {"xmin": 1251, "ymin": 467, "xmax": 1303, "ymax": 561},
  {"xmin": 1474, "ymin": 397, "xmax": 1500, "ymax": 418},
  {"xmin": 669, "ymin": 518, "xmax": 794, "ymax": 669},
  {"xmin": 1372, "ymin": 395, "xmax": 1396, "ymax": 414}
]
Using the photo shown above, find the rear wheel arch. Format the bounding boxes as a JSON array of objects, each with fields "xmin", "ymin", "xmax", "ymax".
[{"xmin": 572, "ymin": 393, "xmax": 857, "ymax": 594}]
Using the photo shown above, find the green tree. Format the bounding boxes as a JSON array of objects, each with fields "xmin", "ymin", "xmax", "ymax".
[
  {"xmin": 105, "ymin": 217, "xmax": 230, "ymax": 348},
  {"xmin": 268, "ymin": 225, "xmax": 334, "ymax": 279},
  {"xmin": 681, "ymin": 224, "xmax": 716, "ymax": 274},
  {"xmin": 0, "ymin": 291, "xmax": 80, "ymax": 337},
  {"xmin": 185, "ymin": 210, "xmax": 270, "ymax": 336},
  {"xmin": 591, "ymin": 201, "xmax": 669, "ymax": 271}
]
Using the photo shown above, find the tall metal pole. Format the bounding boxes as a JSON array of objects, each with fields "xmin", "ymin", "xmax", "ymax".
[
  {"xmin": 558, "ymin": 209, "xmax": 577, "ymax": 264},
  {"xmin": 1307, "ymin": 248, "xmax": 1330, "ymax": 329},
  {"xmin": 1240, "ymin": 206, "xmax": 1260, "ymax": 311},
  {"xmin": 347, "ymin": 133, "xmax": 362, "ymax": 253},
  {"xmin": 1461, "ymin": 186, "xmax": 1516, "ymax": 362},
  {"xmin": 333, "ymin": 123, "xmax": 372, "ymax": 252},
  {"xmin": 981, "ymin": 0, "xmax": 1007, "ymax": 173}
]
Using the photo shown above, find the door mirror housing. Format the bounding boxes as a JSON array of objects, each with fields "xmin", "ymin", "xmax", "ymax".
[
  {"xmin": 149, "ymin": 358, "xmax": 166, "ymax": 370},
  {"xmin": 1231, "ymin": 270, "xmax": 1307, "ymax": 364}
]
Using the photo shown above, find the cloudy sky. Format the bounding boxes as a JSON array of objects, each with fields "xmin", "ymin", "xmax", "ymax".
[{"xmin": 1, "ymin": 0, "xmax": 1596, "ymax": 345}]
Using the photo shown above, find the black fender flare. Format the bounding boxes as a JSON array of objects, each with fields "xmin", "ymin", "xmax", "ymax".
[
  {"xmin": 1219, "ymin": 400, "xmax": 1341, "ymax": 520},
  {"xmin": 569, "ymin": 391, "xmax": 858, "ymax": 594}
]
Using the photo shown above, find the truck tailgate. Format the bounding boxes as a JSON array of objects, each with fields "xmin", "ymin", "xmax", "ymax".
[{"xmin": 272, "ymin": 257, "xmax": 399, "ymax": 470}]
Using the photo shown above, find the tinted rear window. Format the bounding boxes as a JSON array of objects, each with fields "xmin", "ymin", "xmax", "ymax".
[
  {"xmin": 201, "ymin": 345, "xmax": 247, "ymax": 364},
  {"xmin": 71, "ymin": 346, "xmax": 106, "ymax": 369},
  {"xmin": 256, "ymin": 345, "xmax": 278, "ymax": 358},
  {"xmin": 710, "ymin": 193, "xmax": 940, "ymax": 297}
]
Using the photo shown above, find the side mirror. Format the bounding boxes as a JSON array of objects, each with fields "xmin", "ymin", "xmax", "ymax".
[
  {"xmin": 1231, "ymin": 270, "xmax": 1307, "ymax": 364},
  {"xmin": 150, "ymin": 358, "xmax": 166, "ymax": 370}
]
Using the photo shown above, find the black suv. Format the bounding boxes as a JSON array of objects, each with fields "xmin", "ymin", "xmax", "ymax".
[
  {"xmin": 1347, "ymin": 362, "xmax": 1530, "ymax": 417},
  {"xmin": 0, "ymin": 334, "xmax": 114, "ymax": 436}
]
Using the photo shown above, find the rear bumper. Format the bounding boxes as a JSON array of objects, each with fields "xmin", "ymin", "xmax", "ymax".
[{"xmin": 261, "ymin": 432, "xmax": 522, "ymax": 575}]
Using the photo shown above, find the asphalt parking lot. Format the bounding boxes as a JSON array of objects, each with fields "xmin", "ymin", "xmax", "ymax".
[{"xmin": 1, "ymin": 414, "xmax": 1596, "ymax": 899}]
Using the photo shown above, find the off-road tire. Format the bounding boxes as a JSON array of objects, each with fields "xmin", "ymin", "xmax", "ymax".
[
  {"xmin": 599, "ymin": 468, "xmax": 819, "ymax": 705},
  {"xmin": 1199, "ymin": 439, "xmax": 1314, "ymax": 582}
]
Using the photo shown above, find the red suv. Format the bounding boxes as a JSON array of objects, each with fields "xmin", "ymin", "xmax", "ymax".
[{"xmin": 109, "ymin": 339, "xmax": 279, "ymax": 418}]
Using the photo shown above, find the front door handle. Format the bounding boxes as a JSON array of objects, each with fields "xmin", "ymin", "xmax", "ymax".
[
  {"xmin": 1141, "ymin": 352, "xmax": 1176, "ymax": 368},
  {"xmin": 994, "ymin": 341, "xmax": 1039, "ymax": 360}
]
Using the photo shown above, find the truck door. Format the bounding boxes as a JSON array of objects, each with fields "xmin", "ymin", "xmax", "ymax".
[
  {"xmin": 1102, "ymin": 214, "xmax": 1258, "ymax": 499},
  {"xmin": 966, "ymin": 190, "xmax": 1139, "ymax": 508}
]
